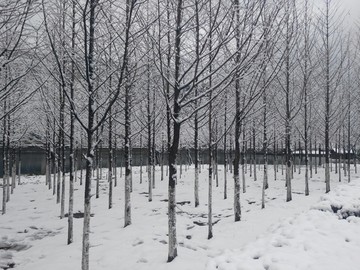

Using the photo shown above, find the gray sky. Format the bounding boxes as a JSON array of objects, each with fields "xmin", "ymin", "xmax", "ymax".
[{"xmin": 340, "ymin": 0, "xmax": 360, "ymax": 23}]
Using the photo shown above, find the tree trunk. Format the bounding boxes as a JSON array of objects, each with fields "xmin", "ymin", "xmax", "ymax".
[
  {"xmin": 80, "ymin": 134, "xmax": 83, "ymax": 186},
  {"xmin": 45, "ymin": 124, "xmax": 50, "ymax": 187},
  {"xmin": 2, "ymin": 77, "xmax": 8, "ymax": 214},
  {"xmin": 343, "ymin": 125, "xmax": 346, "ymax": 178},
  {"xmin": 208, "ymin": 13, "xmax": 213, "ymax": 236},
  {"xmin": 147, "ymin": 48, "xmax": 152, "ymax": 202},
  {"xmin": 298, "ymin": 140, "xmax": 301, "ymax": 174},
  {"xmin": 338, "ymin": 133, "xmax": 341, "ymax": 182},
  {"xmin": 285, "ymin": 1, "xmax": 292, "ymax": 202},
  {"xmin": 167, "ymin": 0, "xmax": 183, "ymax": 261},
  {"xmin": 208, "ymin": 96, "xmax": 213, "ymax": 239},
  {"xmin": 304, "ymin": 82, "xmax": 309, "ymax": 196},
  {"xmin": 347, "ymin": 88, "xmax": 351, "ymax": 183},
  {"xmin": 68, "ymin": 0, "xmax": 76, "ymax": 243},
  {"xmin": 17, "ymin": 146, "xmax": 21, "ymax": 186},
  {"xmin": 262, "ymin": 90, "xmax": 268, "ymax": 209},
  {"xmin": 152, "ymin": 84, "xmax": 156, "ymax": 189},
  {"xmin": 223, "ymin": 92, "xmax": 228, "ymax": 200},
  {"xmin": 11, "ymin": 150, "xmax": 15, "ymax": 194},
  {"xmin": 354, "ymin": 144, "xmax": 357, "ymax": 174},
  {"xmin": 194, "ymin": 100, "xmax": 199, "ymax": 206},
  {"xmin": 324, "ymin": 0, "xmax": 330, "ymax": 193},
  {"xmin": 335, "ymin": 142, "xmax": 338, "ymax": 174},
  {"xmin": 309, "ymin": 136, "xmax": 313, "ymax": 178},
  {"xmin": 81, "ymin": 0, "xmax": 98, "ymax": 268},
  {"xmin": 241, "ymin": 118, "xmax": 246, "ymax": 193},
  {"xmin": 59, "ymin": 0, "xmax": 66, "ymax": 218},
  {"xmin": 273, "ymin": 128, "xmax": 277, "ymax": 181},
  {"xmin": 108, "ymin": 14, "xmax": 113, "ymax": 208},
  {"xmin": 82, "ymin": 128, "xmax": 94, "ymax": 270},
  {"xmin": 53, "ymin": 124, "xmax": 57, "ymax": 196},
  {"xmin": 57, "ymin": 128, "xmax": 61, "ymax": 205},
  {"xmin": 124, "ymin": 69, "xmax": 132, "ymax": 227},
  {"xmin": 6, "ymin": 113, "xmax": 10, "ymax": 203},
  {"xmin": 140, "ymin": 134, "xmax": 143, "ymax": 184},
  {"xmin": 95, "ymin": 128, "xmax": 100, "ymax": 199},
  {"xmin": 114, "ymin": 131, "xmax": 117, "ymax": 187},
  {"xmin": 179, "ymin": 146, "xmax": 183, "ymax": 179},
  {"xmin": 108, "ymin": 114, "xmax": 113, "ymax": 210},
  {"xmin": 314, "ymin": 137, "xmax": 317, "ymax": 174},
  {"xmin": 161, "ymin": 132, "xmax": 164, "ymax": 182},
  {"xmin": 165, "ymin": 0, "xmax": 171, "ymax": 181},
  {"xmin": 233, "ymin": 0, "xmax": 242, "ymax": 222},
  {"xmin": 215, "ymin": 120, "xmax": 219, "ymax": 188},
  {"xmin": 304, "ymin": 0, "xmax": 310, "ymax": 196},
  {"xmin": 253, "ymin": 120, "xmax": 257, "ymax": 181}
]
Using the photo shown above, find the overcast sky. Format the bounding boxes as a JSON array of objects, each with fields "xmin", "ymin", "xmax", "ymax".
[{"xmin": 339, "ymin": 0, "xmax": 360, "ymax": 24}]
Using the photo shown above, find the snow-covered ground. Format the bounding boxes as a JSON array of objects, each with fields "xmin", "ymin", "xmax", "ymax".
[
  {"xmin": 207, "ymin": 180, "xmax": 360, "ymax": 270},
  {"xmin": 0, "ymin": 164, "xmax": 359, "ymax": 270}
]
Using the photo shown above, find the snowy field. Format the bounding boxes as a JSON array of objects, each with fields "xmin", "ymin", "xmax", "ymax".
[{"xmin": 1, "ymin": 164, "xmax": 359, "ymax": 270}]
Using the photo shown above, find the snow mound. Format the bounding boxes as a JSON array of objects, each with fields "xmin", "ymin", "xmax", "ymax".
[
  {"xmin": 312, "ymin": 182, "xmax": 360, "ymax": 219},
  {"xmin": 0, "ymin": 226, "xmax": 60, "ymax": 270},
  {"xmin": 0, "ymin": 236, "xmax": 29, "ymax": 270},
  {"xmin": 206, "ymin": 181, "xmax": 360, "ymax": 270}
]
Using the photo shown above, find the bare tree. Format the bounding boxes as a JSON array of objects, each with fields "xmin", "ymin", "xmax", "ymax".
[
  {"xmin": 153, "ymin": 0, "xmax": 238, "ymax": 261},
  {"xmin": 317, "ymin": 0, "xmax": 345, "ymax": 193},
  {"xmin": 232, "ymin": 0, "xmax": 282, "ymax": 219},
  {"xmin": 42, "ymin": 0, "xmax": 140, "ymax": 268},
  {"xmin": 67, "ymin": 0, "xmax": 76, "ymax": 244}
]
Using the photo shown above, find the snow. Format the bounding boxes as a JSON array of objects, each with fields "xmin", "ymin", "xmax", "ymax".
[
  {"xmin": 208, "ymin": 179, "xmax": 360, "ymax": 270},
  {"xmin": 312, "ymin": 181, "xmax": 360, "ymax": 219},
  {"xmin": 0, "ymin": 165, "xmax": 359, "ymax": 270}
]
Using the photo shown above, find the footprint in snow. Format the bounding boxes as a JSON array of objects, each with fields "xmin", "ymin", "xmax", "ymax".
[
  {"xmin": 132, "ymin": 238, "xmax": 144, "ymax": 246},
  {"xmin": 137, "ymin": 258, "xmax": 148, "ymax": 263}
]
